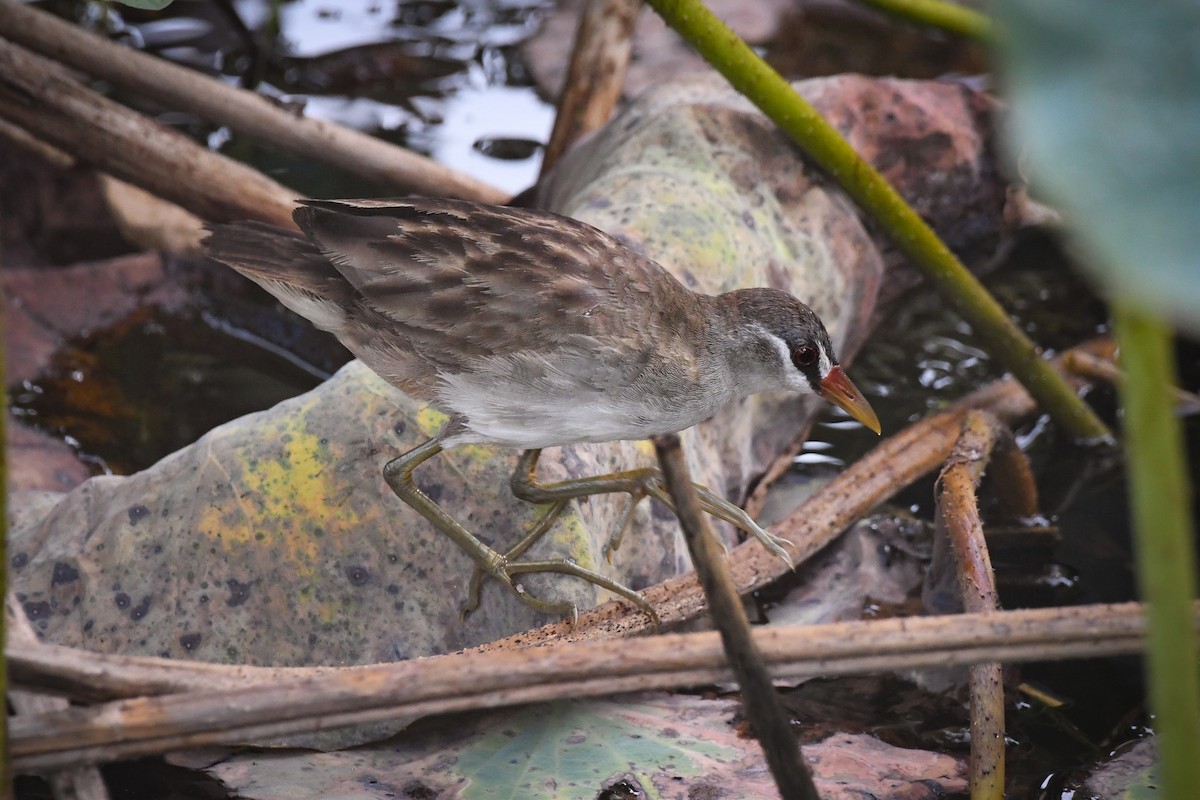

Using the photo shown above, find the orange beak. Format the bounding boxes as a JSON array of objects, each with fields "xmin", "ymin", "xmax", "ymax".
[{"xmin": 818, "ymin": 366, "xmax": 882, "ymax": 435}]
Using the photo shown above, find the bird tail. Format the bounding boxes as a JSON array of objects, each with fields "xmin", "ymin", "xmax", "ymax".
[{"xmin": 204, "ymin": 222, "xmax": 354, "ymax": 334}]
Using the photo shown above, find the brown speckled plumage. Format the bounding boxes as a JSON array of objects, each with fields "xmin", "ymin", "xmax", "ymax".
[{"xmin": 205, "ymin": 197, "xmax": 848, "ymax": 449}]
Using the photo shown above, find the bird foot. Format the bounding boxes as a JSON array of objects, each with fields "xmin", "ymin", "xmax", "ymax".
[
  {"xmin": 602, "ymin": 470, "xmax": 795, "ymax": 570},
  {"xmin": 461, "ymin": 554, "xmax": 658, "ymax": 627}
]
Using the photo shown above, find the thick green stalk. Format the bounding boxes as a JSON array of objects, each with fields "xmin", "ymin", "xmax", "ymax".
[
  {"xmin": 854, "ymin": 0, "xmax": 993, "ymax": 42},
  {"xmin": 644, "ymin": 0, "xmax": 1111, "ymax": 443},
  {"xmin": 1113, "ymin": 304, "xmax": 1200, "ymax": 800}
]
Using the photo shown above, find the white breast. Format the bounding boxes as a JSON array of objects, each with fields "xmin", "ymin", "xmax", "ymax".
[{"xmin": 435, "ymin": 352, "xmax": 732, "ymax": 449}]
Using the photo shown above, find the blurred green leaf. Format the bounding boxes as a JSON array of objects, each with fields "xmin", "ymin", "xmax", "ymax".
[{"xmin": 996, "ymin": 0, "xmax": 1200, "ymax": 330}]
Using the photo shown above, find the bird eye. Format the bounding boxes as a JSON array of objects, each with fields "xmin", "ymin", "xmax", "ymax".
[{"xmin": 791, "ymin": 345, "xmax": 818, "ymax": 369}]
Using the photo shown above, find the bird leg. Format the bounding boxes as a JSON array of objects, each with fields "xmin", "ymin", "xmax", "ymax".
[
  {"xmin": 509, "ymin": 449, "xmax": 795, "ymax": 565},
  {"xmin": 382, "ymin": 436, "xmax": 659, "ymax": 624}
]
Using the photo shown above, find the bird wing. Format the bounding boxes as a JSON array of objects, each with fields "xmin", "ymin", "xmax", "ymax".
[
  {"xmin": 208, "ymin": 199, "xmax": 707, "ymax": 402},
  {"xmin": 298, "ymin": 198, "xmax": 705, "ymax": 367}
]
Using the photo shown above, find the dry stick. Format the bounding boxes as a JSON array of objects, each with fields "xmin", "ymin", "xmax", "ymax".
[
  {"xmin": 10, "ymin": 603, "xmax": 1189, "ymax": 772},
  {"xmin": 5, "ymin": 597, "xmax": 110, "ymax": 800},
  {"xmin": 1064, "ymin": 349, "xmax": 1200, "ymax": 416},
  {"xmin": 10, "ymin": 637, "xmax": 1153, "ymax": 772},
  {"xmin": 0, "ymin": 109, "xmax": 208, "ymax": 255},
  {"xmin": 653, "ymin": 434, "xmax": 818, "ymax": 800},
  {"xmin": 0, "ymin": 37, "xmax": 297, "ymax": 228},
  {"xmin": 2, "ymin": 600, "xmax": 1150, "ymax": 707},
  {"xmin": 0, "ymin": 0, "xmax": 507, "ymax": 204},
  {"xmin": 539, "ymin": 0, "xmax": 642, "ymax": 178},
  {"xmin": 936, "ymin": 413, "xmax": 1012, "ymax": 800}
]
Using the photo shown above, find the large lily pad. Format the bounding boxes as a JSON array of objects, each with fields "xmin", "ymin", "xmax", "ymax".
[{"xmin": 198, "ymin": 693, "xmax": 965, "ymax": 800}]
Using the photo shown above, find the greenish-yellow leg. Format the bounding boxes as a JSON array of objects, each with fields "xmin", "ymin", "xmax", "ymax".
[
  {"xmin": 382, "ymin": 436, "xmax": 659, "ymax": 624},
  {"xmin": 508, "ymin": 449, "xmax": 795, "ymax": 564}
]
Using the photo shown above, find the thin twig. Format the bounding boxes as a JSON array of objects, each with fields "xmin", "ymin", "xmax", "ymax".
[
  {"xmin": 654, "ymin": 434, "xmax": 818, "ymax": 800},
  {"xmin": 540, "ymin": 0, "xmax": 642, "ymax": 177},
  {"xmin": 1063, "ymin": 349, "xmax": 1200, "ymax": 416}
]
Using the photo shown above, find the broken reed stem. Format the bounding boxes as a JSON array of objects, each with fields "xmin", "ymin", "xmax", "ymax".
[
  {"xmin": 540, "ymin": 0, "xmax": 642, "ymax": 177},
  {"xmin": 10, "ymin": 602, "xmax": 1186, "ymax": 772},
  {"xmin": 1064, "ymin": 349, "xmax": 1200, "ymax": 416},
  {"xmin": 6, "ymin": 597, "xmax": 109, "ymax": 799},
  {"xmin": 654, "ymin": 434, "xmax": 819, "ymax": 800},
  {"xmin": 936, "ymin": 412, "xmax": 1028, "ymax": 800}
]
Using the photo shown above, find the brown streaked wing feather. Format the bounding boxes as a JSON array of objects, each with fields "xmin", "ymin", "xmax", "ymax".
[
  {"xmin": 205, "ymin": 219, "xmax": 451, "ymax": 400},
  {"xmin": 203, "ymin": 222, "xmax": 350, "ymax": 300},
  {"xmin": 295, "ymin": 198, "xmax": 706, "ymax": 367}
]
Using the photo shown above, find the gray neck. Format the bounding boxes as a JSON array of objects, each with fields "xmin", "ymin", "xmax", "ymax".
[{"xmin": 702, "ymin": 293, "xmax": 792, "ymax": 397}]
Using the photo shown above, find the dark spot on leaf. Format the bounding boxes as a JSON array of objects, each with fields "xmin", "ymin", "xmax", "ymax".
[
  {"xmin": 179, "ymin": 632, "xmax": 202, "ymax": 652},
  {"xmin": 128, "ymin": 504, "xmax": 151, "ymax": 525},
  {"xmin": 386, "ymin": 584, "xmax": 400, "ymax": 595},
  {"xmin": 114, "ymin": 592, "xmax": 131, "ymax": 609},
  {"xmin": 393, "ymin": 421, "xmax": 406, "ymax": 436},
  {"xmin": 83, "ymin": 619, "xmax": 94, "ymax": 632},
  {"xmin": 346, "ymin": 565, "xmax": 372, "ymax": 586},
  {"xmin": 199, "ymin": 594, "xmax": 210, "ymax": 604},
  {"xmin": 11, "ymin": 552, "xmax": 28, "ymax": 570},
  {"xmin": 403, "ymin": 781, "xmax": 439, "ymax": 799},
  {"xmin": 51, "ymin": 562, "xmax": 79, "ymax": 586},
  {"xmin": 226, "ymin": 579, "xmax": 252, "ymax": 607},
  {"xmin": 23, "ymin": 601, "xmax": 51, "ymax": 620},
  {"xmin": 130, "ymin": 596, "xmax": 152, "ymax": 621},
  {"xmin": 565, "ymin": 733, "xmax": 586, "ymax": 745}
]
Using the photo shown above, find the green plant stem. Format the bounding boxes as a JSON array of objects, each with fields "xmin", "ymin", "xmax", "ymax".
[
  {"xmin": 1113, "ymin": 303, "xmax": 1200, "ymax": 800},
  {"xmin": 854, "ymin": 0, "xmax": 993, "ymax": 42},
  {"xmin": 644, "ymin": 0, "xmax": 1111, "ymax": 444}
]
